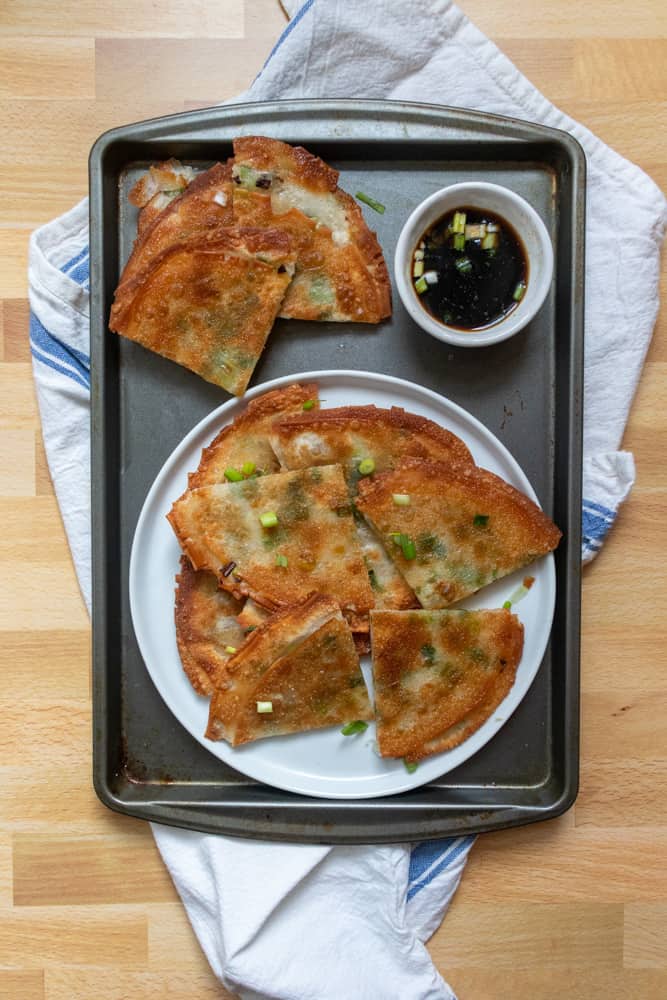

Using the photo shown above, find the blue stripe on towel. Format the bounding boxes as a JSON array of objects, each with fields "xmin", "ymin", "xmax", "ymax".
[
  {"xmin": 582, "ymin": 499, "xmax": 616, "ymax": 520},
  {"xmin": 62, "ymin": 245, "xmax": 89, "ymax": 274},
  {"xmin": 30, "ymin": 311, "xmax": 90, "ymax": 389},
  {"xmin": 407, "ymin": 836, "xmax": 475, "ymax": 902},
  {"xmin": 256, "ymin": 0, "xmax": 317, "ymax": 78},
  {"xmin": 582, "ymin": 505, "xmax": 615, "ymax": 546}
]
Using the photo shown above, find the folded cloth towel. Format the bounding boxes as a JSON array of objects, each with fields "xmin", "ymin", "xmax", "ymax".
[{"xmin": 28, "ymin": 2, "xmax": 666, "ymax": 998}]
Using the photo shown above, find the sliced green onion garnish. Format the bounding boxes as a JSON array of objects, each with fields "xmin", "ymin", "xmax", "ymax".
[
  {"xmin": 275, "ymin": 553, "xmax": 289, "ymax": 567},
  {"xmin": 225, "ymin": 645, "xmax": 237, "ymax": 654},
  {"xmin": 473, "ymin": 514, "xmax": 489, "ymax": 527},
  {"xmin": 242, "ymin": 461, "xmax": 256, "ymax": 476},
  {"xmin": 414, "ymin": 276, "xmax": 428, "ymax": 294},
  {"xmin": 401, "ymin": 537, "xmax": 416, "ymax": 560},
  {"xmin": 358, "ymin": 458, "xmax": 375, "ymax": 475},
  {"xmin": 302, "ymin": 399, "xmax": 315, "ymax": 411},
  {"xmin": 414, "ymin": 248, "xmax": 424, "ymax": 261},
  {"xmin": 452, "ymin": 211, "xmax": 466, "ymax": 234},
  {"xmin": 341, "ymin": 720, "xmax": 369, "ymax": 736},
  {"xmin": 513, "ymin": 281, "xmax": 526, "ymax": 301},
  {"xmin": 256, "ymin": 701, "xmax": 273, "ymax": 713},
  {"xmin": 453, "ymin": 232, "xmax": 465, "ymax": 251},
  {"xmin": 455, "ymin": 256, "xmax": 472, "ymax": 274},
  {"xmin": 259, "ymin": 511, "xmax": 279, "ymax": 528},
  {"xmin": 392, "ymin": 493, "xmax": 411, "ymax": 506},
  {"xmin": 413, "ymin": 259, "xmax": 424, "ymax": 278},
  {"xmin": 482, "ymin": 232, "xmax": 499, "ymax": 251},
  {"xmin": 224, "ymin": 467, "xmax": 244, "ymax": 482},
  {"xmin": 356, "ymin": 191, "xmax": 386, "ymax": 214},
  {"xmin": 404, "ymin": 759, "xmax": 419, "ymax": 774},
  {"xmin": 503, "ymin": 600, "xmax": 512, "ymax": 610}
]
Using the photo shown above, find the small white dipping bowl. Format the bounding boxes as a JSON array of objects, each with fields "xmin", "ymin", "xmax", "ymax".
[{"xmin": 394, "ymin": 182, "xmax": 554, "ymax": 348}]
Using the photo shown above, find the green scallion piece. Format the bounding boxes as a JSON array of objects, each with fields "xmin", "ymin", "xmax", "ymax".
[
  {"xmin": 455, "ymin": 256, "xmax": 472, "ymax": 274},
  {"xmin": 482, "ymin": 232, "xmax": 499, "ymax": 251},
  {"xmin": 275, "ymin": 553, "xmax": 289, "ymax": 568},
  {"xmin": 513, "ymin": 281, "xmax": 526, "ymax": 302},
  {"xmin": 503, "ymin": 600, "xmax": 512, "ymax": 610},
  {"xmin": 241, "ymin": 461, "xmax": 256, "ymax": 476},
  {"xmin": 256, "ymin": 701, "xmax": 273, "ymax": 714},
  {"xmin": 355, "ymin": 191, "xmax": 386, "ymax": 214},
  {"xmin": 302, "ymin": 399, "xmax": 315, "ymax": 411},
  {"xmin": 404, "ymin": 759, "xmax": 419, "ymax": 774},
  {"xmin": 414, "ymin": 275, "xmax": 428, "ymax": 294},
  {"xmin": 358, "ymin": 458, "xmax": 375, "ymax": 476},
  {"xmin": 401, "ymin": 537, "xmax": 417, "ymax": 561},
  {"xmin": 473, "ymin": 514, "xmax": 489, "ymax": 527},
  {"xmin": 259, "ymin": 511, "xmax": 279, "ymax": 528},
  {"xmin": 453, "ymin": 232, "xmax": 466, "ymax": 251},
  {"xmin": 392, "ymin": 493, "xmax": 411, "ymax": 506},
  {"xmin": 341, "ymin": 720, "xmax": 369, "ymax": 736},
  {"xmin": 452, "ymin": 211, "xmax": 466, "ymax": 234},
  {"xmin": 224, "ymin": 645, "xmax": 237, "ymax": 654},
  {"xmin": 224, "ymin": 467, "xmax": 244, "ymax": 482},
  {"xmin": 413, "ymin": 259, "xmax": 424, "ymax": 278}
]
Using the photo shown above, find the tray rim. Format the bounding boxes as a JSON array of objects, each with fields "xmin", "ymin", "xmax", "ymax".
[{"xmin": 89, "ymin": 97, "xmax": 584, "ymax": 843}]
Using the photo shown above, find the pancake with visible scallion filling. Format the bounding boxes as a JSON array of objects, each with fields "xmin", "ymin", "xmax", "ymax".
[
  {"xmin": 371, "ymin": 608, "xmax": 524, "ymax": 761},
  {"xmin": 356, "ymin": 458, "xmax": 561, "ymax": 607},
  {"xmin": 231, "ymin": 136, "xmax": 391, "ymax": 323},
  {"xmin": 206, "ymin": 594, "xmax": 372, "ymax": 746},
  {"xmin": 109, "ymin": 227, "xmax": 296, "ymax": 397},
  {"xmin": 167, "ymin": 464, "xmax": 374, "ymax": 627},
  {"xmin": 174, "ymin": 556, "xmax": 245, "ymax": 696}
]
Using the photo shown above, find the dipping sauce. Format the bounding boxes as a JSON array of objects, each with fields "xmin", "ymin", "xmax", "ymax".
[{"xmin": 412, "ymin": 207, "xmax": 528, "ymax": 331}]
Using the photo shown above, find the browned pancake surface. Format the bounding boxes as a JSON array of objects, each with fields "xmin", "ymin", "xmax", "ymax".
[
  {"xmin": 206, "ymin": 594, "xmax": 371, "ymax": 746},
  {"xmin": 174, "ymin": 556, "xmax": 245, "ymax": 696},
  {"xmin": 232, "ymin": 136, "xmax": 391, "ymax": 323},
  {"xmin": 357, "ymin": 458, "xmax": 561, "ymax": 607},
  {"xmin": 371, "ymin": 608, "xmax": 524, "ymax": 761},
  {"xmin": 167, "ymin": 464, "xmax": 375, "ymax": 625},
  {"xmin": 188, "ymin": 382, "xmax": 319, "ymax": 490},
  {"xmin": 109, "ymin": 227, "xmax": 295, "ymax": 396}
]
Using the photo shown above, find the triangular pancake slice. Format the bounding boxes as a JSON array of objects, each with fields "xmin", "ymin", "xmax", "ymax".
[
  {"xmin": 269, "ymin": 405, "xmax": 473, "ymax": 613},
  {"xmin": 357, "ymin": 459, "xmax": 561, "ymax": 608},
  {"xmin": 206, "ymin": 595, "xmax": 372, "ymax": 746},
  {"xmin": 371, "ymin": 608, "xmax": 524, "ymax": 761},
  {"xmin": 167, "ymin": 464, "xmax": 374, "ymax": 625},
  {"xmin": 231, "ymin": 136, "xmax": 391, "ymax": 323},
  {"xmin": 174, "ymin": 556, "xmax": 245, "ymax": 696},
  {"xmin": 188, "ymin": 382, "xmax": 319, "ymax": 490},
  {"xmin": 119, "ymin": 161, "xmax": 234, "ymax": 292},
  {"xmin": 269, "ymin": 404, "xmax": 474, "ymax": 483},
  {"xmin": 109, "ymin": 227, "xmax": 295, "ymax": 396}
]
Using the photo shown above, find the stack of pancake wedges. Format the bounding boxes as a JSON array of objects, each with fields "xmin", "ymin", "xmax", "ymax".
[
  {"xmin": 109, "ymin": 138, "xmax": 392, "ymax": 396},
  {"xmin": 167, "ymin": 383, "xmax": 561, "ymax": 763}
]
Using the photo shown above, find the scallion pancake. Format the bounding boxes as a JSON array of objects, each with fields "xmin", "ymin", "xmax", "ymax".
[{"xmin": 371, "ymin": 608, "xmax": 524, "ymax": 761}]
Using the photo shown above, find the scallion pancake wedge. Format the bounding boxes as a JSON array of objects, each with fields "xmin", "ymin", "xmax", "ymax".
[
  {"xmin": 356, "ymin": 458, "xmax": 562, "ymax": 608},
  {"xmin": 231, "ymin": 136, "xmax": 391, "ymax": 323},
  {"xmin": 109, "ymin": 227, "xmax": 295, "ymax": 396},
  {"xmin": 119, "ymin": 160, "xmax": 234, "ymax": 288},
  {"xmin": 371, "ymin": 608, "xmax": 524, "ymax": 761},
  {"xmin": 207, "ymin": 595, "xmax": 371, "ymax": 746},
  {"xmin": 188, "ymin": 382, "xmax": 319, "ymax": 490},
  {"xmin": 167, "ymin": 464, "xmax": 374, "ymax": 625},
  {"xmin": 269, "ymin": 404, "xmax": 473, "ymax": 612},
  {"xmin": 174, "ymin": 557, "xmax": 245, "ymax": 697}
]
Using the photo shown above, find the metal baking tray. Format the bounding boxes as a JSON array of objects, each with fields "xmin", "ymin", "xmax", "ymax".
[{"xmin": 89, "ymin": 99, "xmax": 584, "ymax": 842}]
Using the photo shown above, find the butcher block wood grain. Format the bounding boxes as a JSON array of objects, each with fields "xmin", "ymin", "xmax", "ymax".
[{"xmin": 0, "ymin": 1, "xmax": 665, "ymax": 998}]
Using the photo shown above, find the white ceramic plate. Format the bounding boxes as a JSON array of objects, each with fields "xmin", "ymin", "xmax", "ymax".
[{"xmin": 130, "ymin": 370, "xmax": 556, "ymax": 799}]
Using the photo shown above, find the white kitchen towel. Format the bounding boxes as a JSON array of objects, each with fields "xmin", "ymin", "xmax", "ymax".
[{"xmin": 28, "ymin": 2, "xmax": 665, "ymax": 999}]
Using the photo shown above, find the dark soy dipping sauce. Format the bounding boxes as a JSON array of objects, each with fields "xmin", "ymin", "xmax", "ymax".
[{"xmin": 416, "ymin": 207, "xmax": 528, "ymax": 331}]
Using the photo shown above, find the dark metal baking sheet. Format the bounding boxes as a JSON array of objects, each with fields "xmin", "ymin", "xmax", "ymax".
[{"xmin": 89, "ymin": 99, "xmax": 584, "ymax": 843}]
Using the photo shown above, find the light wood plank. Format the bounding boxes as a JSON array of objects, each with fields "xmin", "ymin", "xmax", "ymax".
[
  {"xmin": 0, "ymin": 970, "xmax": 44, "ymax": 1000},
  {"xmin": 446, "ymin": 968, "xmax": 667, "ymax": 999},
  {"xmin": 1, "ymin": 299, "xmax": 31, "ymax": 363},
  {"xmin": 624, "ymin": 904, "xmax": 667, "ymax": 968},
  {"xmin": 13, "ymin": 836, "xmax": 176, "ymax": 907},
  {"xmin": 0, "ymin": 1, "xmax": 244, "ymax": 38},
  {"xmin": 44, "ymin": 969, "xmax": 229, "ymax": 1000},
  {"xmin": 0, "ymin": 564, "xmax": 87, "ymax": 629},
  {"xmin": 457, "ymin": 1, "xmax": 667, "ymax": 38},
  {"xmin": 0, "ymin": 430, "xmax": 35, "ymax": 495},
  {"xmin": 0, "ymin": 37, "xmax": 95, "ymax": 99},
  {"xmin": 147, "ymin": 903, "xmax": 217, "ymax": 972},
  {"xmin": 0, "ymin": 631, "xmax": 89, "ymax": 702},
  {"xmin": 0, "ymin": 908, "xmax": 148, "ymax": 967}
]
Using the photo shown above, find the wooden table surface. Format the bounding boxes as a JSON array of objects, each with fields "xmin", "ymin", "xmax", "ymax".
[{"xmin": 1, "ymin": 2, "xmax": 666, "ymax": 998}]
